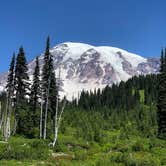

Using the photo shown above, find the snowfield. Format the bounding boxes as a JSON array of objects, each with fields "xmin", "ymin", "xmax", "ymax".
[{"xmin": 0, "ymin": 42, "xmax": 159, "ymax": 100}]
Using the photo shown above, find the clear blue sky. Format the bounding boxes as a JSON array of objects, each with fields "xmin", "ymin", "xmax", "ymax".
[{"xmin": 0, "ymin": 0, "xmax": 166, "ymax": 72}]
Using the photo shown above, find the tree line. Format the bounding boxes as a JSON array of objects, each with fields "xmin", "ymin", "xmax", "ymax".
[{"xmin": 75, "ymin": 74, "xmax": 157, "ymax": 111}]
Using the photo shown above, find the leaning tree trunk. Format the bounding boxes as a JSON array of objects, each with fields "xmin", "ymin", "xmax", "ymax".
[
  {"xmin": 52, "ymin": 82, "xmax": 59, "ymax": 147},
  {"xmin": 52, "ymin": 67, "xmax": 66, "ymax": 147},
  {"xmin": 52, "ymin": 102, "xmax": 66, "ymax": 147}
]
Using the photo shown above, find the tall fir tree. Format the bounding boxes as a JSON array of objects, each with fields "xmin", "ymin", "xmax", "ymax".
[
  {"xmin": 42, "ymin": 37, "xmax": 50, "ymax": 103},
  {"xmin": 30, "ymin": 56, "xmax": 40, "ymax": 126},
  {"xmin": 14, "ymin": 47, "xmax": 30, "ymax": 135},
  {"xmin": 41, "ymin": 36, "xmax": 51, "ymax": 139},
  {"xmin": 157, "ymin": 48, "xmax": 166, "ymax": 139},
  {"xmin": 6, "ymin": 53, "xmax": 15, "ymax": 98},
  {"xmin": 30, "ymin": 56, "xmax": 40, "ymax": 110},
  {"xmin": 41, "ymin": 36, "xmax": 57, "ymax": 139},
  {"xmin": 48, "ymin": 53, "xmax": 57, "ymax": 124},
  {"xmin": 15, "ymin": 47, "xmax": 30, "ymax": 105}
]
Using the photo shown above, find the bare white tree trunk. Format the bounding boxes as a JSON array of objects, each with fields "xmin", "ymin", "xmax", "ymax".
[
  {"xmin": 4, "ymin": 103, "xmax": 12, "ymax": 142},
  {"xmin": 4, "ymin": 88, "xmax": 14, "ymax": 142},
  {"xmin": 52, "ymin": 101, "xmax": 66, "ymax": 147},
  {"xmin": 0, "ymin": 102, "xmax": 3, "ymax": 131},
  {"xmin": 52, "ymin": 67, "xmax": 66, "ymax": 147},
  {"xmin": 52, "ymin": 67, "xmax": 60, "ymax": 147},
  {"xmin": 40, "ymin": 99, "xmax": 43, "ymax": 139},
  {"xmin": 4, "ymin": 94, "xmax": 9, "ymax": 141},
  {"xmin": 43, "ymin": 78, "xmax": 51, "ymax": 140},
  {"xmin": 5, "ymin": 117, "xmax": 10, "ymax": 142}
]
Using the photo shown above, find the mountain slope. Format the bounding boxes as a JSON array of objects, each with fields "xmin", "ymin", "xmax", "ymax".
[{"xmin": 0, "ymin": 42, "xmax": 160, "ymax": 100}]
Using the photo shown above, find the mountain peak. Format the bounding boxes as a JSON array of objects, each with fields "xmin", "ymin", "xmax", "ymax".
[{"xmin": 0, "ymin": 42, "xmax": 160, "ymax": 100}]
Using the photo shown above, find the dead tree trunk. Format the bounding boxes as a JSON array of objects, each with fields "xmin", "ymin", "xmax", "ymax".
[
  {"xmin": 40, "ymin": 99, "xmax": 43, "ymax": 139},
  {"xmin": 4, "ymin": 102, "xmax": 12, "ymax": 142},
  {"xmin": 43, "ymin": 78, "xmax": 51, "ymax": 140},
  {"xmin": 4, "ymin": 94, "xmax": 9, "ymax": 141},
  {"xmin": 52, "ymin": 101, "xmax": 66, "ymax": 147},
  {"xmin": 52, "ymin": 67, "xmax": 66, "ymax": 147}
]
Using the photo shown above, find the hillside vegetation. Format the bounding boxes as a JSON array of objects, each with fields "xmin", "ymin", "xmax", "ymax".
[{"xmin": 0, "ymin": 108, "xmax": 166, "ymax": 165}]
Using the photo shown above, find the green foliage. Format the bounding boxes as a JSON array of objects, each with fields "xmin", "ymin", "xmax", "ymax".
[
  {"xmin": 6, "ymin": 53, "xmax": 15, "ymax": 97},
  {"xmin": 157, "ymin": 48, "xmax": 166, "ymax": 139},
  {"xmin": 0, "ymin": 138, "xmax": 49, "ymax": 161},
  {"xmin": 0, "ymin": 131, "xmax": 166, "ymax": 165},
  {"xmin": 132, "ymin": 139, "xmax": 149, "ymax": 152},
  {"xmin": 74, "ymin": 148, "xmax": 88, "ymax": 160},
  {"xmin": 16, "ymin": 105, "xmax": 34, "ymax": 137},
  {"xmin": 15, "ymin": 46, "xmax": 30, "ymax": 104},
  {"xmin": 139, "ymin": 89, "xmax": 144, "ymax": 103},
  {"xmin": 29, "ymin": 56, "xmax": 41, "ymax": 127}
]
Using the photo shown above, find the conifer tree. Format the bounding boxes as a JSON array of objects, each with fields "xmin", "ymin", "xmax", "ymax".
[
  {"xmin": 30, "ymin": 56, "xmax": 40, "ymax": 126},
  {"xmin": 41, "ymin": 36, "xmax": 57, "ymax": 139},
  {"xmin": 42, "ymin": 37, "xmax": 50, "ymax": 103},
  {"xmin": 157, "ymin": 48, "xmax": 166, "ymax": 139},
  {"xmin": 30, "ymin": 56, "xmax": 40, "ymax": 110},
  {"xmin": 43, "ymin": 37, "xmax": 51, "ymax": 139},
  {"xmin": 6, "ymin": 53, "xmax": 15, "ymax": 97},
  {"xmin": 14, "ymin": 47, "xmax": 30, "ymax": 134},
  {"xmin": 49, "ymin": 55, "xmax": 57, "ymax": 125},
  {"xmin": 134, "ymin": 88, "xmax": 140, "ymax": 104},
  {"xmin": 15, "ymin": 47, "xmax": 30, "ymax": 104}
]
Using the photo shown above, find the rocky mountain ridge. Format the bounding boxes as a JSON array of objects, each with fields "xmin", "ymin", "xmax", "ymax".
[{"xmin": 0, "ymin": 42, "xmax": 160, "ymax": 100}]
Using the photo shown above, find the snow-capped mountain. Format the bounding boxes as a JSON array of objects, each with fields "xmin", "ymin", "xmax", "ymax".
[{"xmin": 0, "ymin": 42, "xmax": 160, "ymax": 100}]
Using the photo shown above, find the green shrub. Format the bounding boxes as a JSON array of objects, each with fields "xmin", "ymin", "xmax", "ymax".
[
  {"xmin": 108, "ymin": 152, "xmax": 124, "ymax": 163},
  {"xmin": 149, "ymin": 138, "xmax": 166, "ymax": 149},
  {"xmin": 112, "ymin": 142, "xmax": 131, "ymax": 153},
  {"xmin": 151, "ymin": 147, "xmax": 166, "ymax": 165},
  {"xmin": 0, "ymin": 144, "xmax": 13, "ymax": 160},
  {"xmin": 29, "ymin": 139, "xmax": 48, "ymax": 149},
  {"xmin": 123, "ymin": 152, "xmax": 161, "ymax": 166},
  {"xmin": 132, "ymin": 140, "xmax": 148, "ymax": 152},
  {"xmin": 0, "ymin": 139, "xmax": 49, "ymax": 160},
  {"xmin": 132, "ymin": 141, "xmax": 144, "ymax": 152},
  {"xmin": 73, "ymin": 147, "xmax": 88, "ymax": 160},
  {"xmin": 96, "ymin": 159, "xmax": 124, "ymax": 166},
  {"xmin": 53, "ymin": 142, "xmax": 69, "ymax": 152}
]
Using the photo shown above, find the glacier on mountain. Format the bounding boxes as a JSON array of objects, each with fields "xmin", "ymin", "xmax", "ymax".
[{"xmin": 0, "ymin": 42, "xmax": 160, "ymax": 100}]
